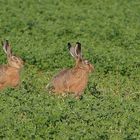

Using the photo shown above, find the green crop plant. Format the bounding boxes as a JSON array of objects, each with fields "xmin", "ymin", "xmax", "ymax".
[{"xmin": 0, "ymin": 0, "xmax": 140, "ymax": 139}]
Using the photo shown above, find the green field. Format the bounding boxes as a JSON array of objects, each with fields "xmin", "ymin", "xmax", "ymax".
[{"xmin": 0, "ymin": 0, "xmax": 140, "ymax": 139}]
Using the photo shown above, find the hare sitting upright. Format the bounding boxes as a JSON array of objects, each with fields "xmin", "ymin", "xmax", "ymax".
[
  {"xmin": 49, "ymin": 42, "xmax": 94, "ymax": 99},
  {"xmin": 0, "ymin": 40, "xmax": 24, "ymax": 90}
]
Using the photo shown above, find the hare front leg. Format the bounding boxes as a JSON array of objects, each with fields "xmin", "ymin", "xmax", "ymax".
[{"xmin": 74, "ymin": 92, "xmax": 83, "ymax": 99}]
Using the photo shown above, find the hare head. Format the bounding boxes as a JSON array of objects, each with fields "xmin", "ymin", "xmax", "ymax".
[
  {"xmin": 68, "ymin": 42, "xmax": 94, "ymax": 73},
  {"xmin": 2, "ymin": 40, "xmax": 24, "ymax": 69}
]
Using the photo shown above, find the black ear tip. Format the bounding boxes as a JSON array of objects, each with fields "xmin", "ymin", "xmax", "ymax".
[
  {"xmin": 67, "ymin": 42, "xmax": 71, "ymax": 49},
  {"xmin": 5, "ymin": 40, "xmax": 9, "ymax": 44},
  {"xmin": 68, "ymin": 42, "xmax": 71, "ymax": 46},
  {"xmin": 76, "ymin": 42, "xmax": 81, "ymax": 46}
]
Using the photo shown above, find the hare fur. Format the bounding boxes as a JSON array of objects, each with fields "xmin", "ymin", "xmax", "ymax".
[
  {"xmin": 0, "ymin": 40, "xmax": 24, "ymax": 90},
  {"xmin": 50, "ymin": 42, "xmax": 94, "ymax": 98}
]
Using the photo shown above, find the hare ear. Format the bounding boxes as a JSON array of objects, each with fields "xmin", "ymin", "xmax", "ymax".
[
  {"xmin": 75, "ymin": 42, "xmax": 82, "ymax": 58},
  {"xmin": 2, "ymin": 40, "xmax": 12, "ymax": 57},
  {"xmin": 68, "ymin": 42, "xmax": 76, "ymax": 58},
  {"xmin": 67, "ymin": 42, "xmax": 71, "ymax": 50}
]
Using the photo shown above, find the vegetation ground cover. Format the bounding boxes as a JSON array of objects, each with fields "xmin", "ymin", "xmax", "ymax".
[{"xmin": 0, "ymin": 0, "xmax": 140, "ymax": 139}]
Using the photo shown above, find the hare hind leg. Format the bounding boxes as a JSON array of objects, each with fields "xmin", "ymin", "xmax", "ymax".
[
  {"xmin": 52, "ymin": 89, "xmax": 67, "ymax": 96},
  {"xmin": 0, "ymin": 83, "xmax": 5, "ymax": 90}
]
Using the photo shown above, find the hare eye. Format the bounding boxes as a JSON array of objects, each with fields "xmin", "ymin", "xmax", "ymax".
[
  {"xmin": 12, "ymin": 56, "xmax": 19, "ymax": 62},
  {"xmin": 12, "ymin": 56, "xmax": 17, "ymax": 60}
]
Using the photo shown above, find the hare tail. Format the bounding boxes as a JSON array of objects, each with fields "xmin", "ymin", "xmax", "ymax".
[{"xmin": 45, "ymin": 82, "xmax": 54, "ymax": 93}]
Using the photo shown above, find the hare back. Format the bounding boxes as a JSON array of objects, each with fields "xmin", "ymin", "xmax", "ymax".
[
  {"xmin": 0, "ymin": 65, "xmax": 20, "ymax": 89},
  {"xmin": 52, "ymin": 68, "xmax": 88, "ymax": 93}
]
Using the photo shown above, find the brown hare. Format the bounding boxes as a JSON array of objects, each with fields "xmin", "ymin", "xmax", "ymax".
[
  {"xmin": 0, "ymin": 40, "xmax": 24, "ymax": 90},
  {"xmin": 48, "ymin": 42, "xmax": 94, "ymax": 99}
]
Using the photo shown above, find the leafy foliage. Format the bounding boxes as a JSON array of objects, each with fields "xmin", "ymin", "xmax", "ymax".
[{"xmin": 0, "ymin": 0, "xmax": 140, "ymax": 139}]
